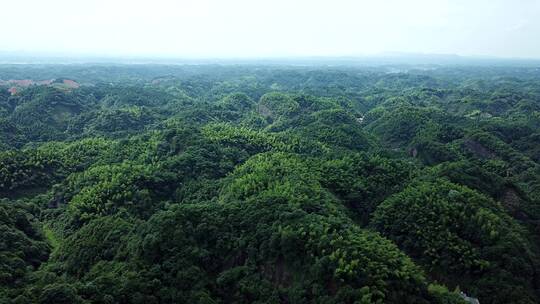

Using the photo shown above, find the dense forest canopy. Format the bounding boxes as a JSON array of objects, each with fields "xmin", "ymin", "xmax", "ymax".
[{"xmin": 1, "ymin": 63, "xmax": 540, "ymax": 303}]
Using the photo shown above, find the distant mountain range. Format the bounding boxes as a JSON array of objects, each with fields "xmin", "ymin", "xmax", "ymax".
[{"xmin": 0, "ymin": 51, "xmax": 539, "ymax": 66}]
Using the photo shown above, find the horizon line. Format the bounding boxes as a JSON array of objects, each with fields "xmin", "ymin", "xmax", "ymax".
[{"xmin": 1, "ymin": 50, "xmax": 540, "ymax": 62}]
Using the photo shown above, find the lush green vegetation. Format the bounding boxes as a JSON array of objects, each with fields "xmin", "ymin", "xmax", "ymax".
[{"xmin": 1, "ymin": 64, "xmax": 540, "ymax": 303}]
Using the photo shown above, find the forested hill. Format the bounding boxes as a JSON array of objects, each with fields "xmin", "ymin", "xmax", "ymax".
[{"xmin": 1, "ymin": 64, "xmax": 540, "ymax": 304}]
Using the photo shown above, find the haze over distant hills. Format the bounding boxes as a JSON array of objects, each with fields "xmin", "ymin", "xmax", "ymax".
[{"xmin": 1, "ymin": 51, "xmax": 539, "ymax": 66}]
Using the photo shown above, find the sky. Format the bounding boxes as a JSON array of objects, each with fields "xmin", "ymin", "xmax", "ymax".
[{"xmin": 1, "ymin": 0, "xmax": 540, "ymax": 59}]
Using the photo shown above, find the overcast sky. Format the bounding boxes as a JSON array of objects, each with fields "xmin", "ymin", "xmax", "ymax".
[{"xmin": 1, "ymin": 0, "xmax": 539, "ymax": 58}]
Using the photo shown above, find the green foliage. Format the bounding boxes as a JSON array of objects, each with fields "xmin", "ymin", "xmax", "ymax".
[
  {"xmin": 427, "ymin": 284, "xmax": 467, "ymax": 304},
  {"xmin": 63, "ymin": 162, "xmax": 175, "ymax": 224},
  {"xmin": 0, "ymin": 138, "xmax": 113, "ymax": 197},
  {"xmin": 52, "ymin": 216, "xmax": 133, "ymax": 276},
  {"xmin": 319, "ymin": 153, "xmax": 416, "ymax": 223},
  {"xmin": 8, "ymin": 87, "xmax": 87, "ymax": 142},
  {"xmin": 0, "ymin": 200, "xmax": 50, "ymax": 300},
  {"xmin": 372, "ymin": 180, "xmax": 538, "ymax": 303},
  {"xmin": 365, "ymin": 105, "xmax": 437, "ymax": 146},
  {"xmin": 69, "ymin": 106, "xmax": 159, "ymax": 136},
  {"xmin": 124, "ymin": 200, "xmax": 430, "ymax": 303},
  {"xmin": 202, "ymin": 122, "xmax": 329, "ymax": 155},
  {"xmin": 258, "ymin": 92, "xmax": 300, "ymax": 119},
  {"xmin": 1, "ymin": 64, "xmax": 540, "ymax": 303}
]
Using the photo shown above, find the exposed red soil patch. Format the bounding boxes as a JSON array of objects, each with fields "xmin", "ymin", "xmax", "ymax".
[
  {"xmin": 9, "ymin": 79, "xmax": 33, "ymax": 87},
  {"xmin": 62, "ymin": 79, "xmax": 80, "ymax": 88}
]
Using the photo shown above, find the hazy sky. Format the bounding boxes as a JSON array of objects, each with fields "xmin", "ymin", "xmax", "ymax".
[{"xmin": 2, "ymin": 0, "xmax": 539, "ymax": 58}]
